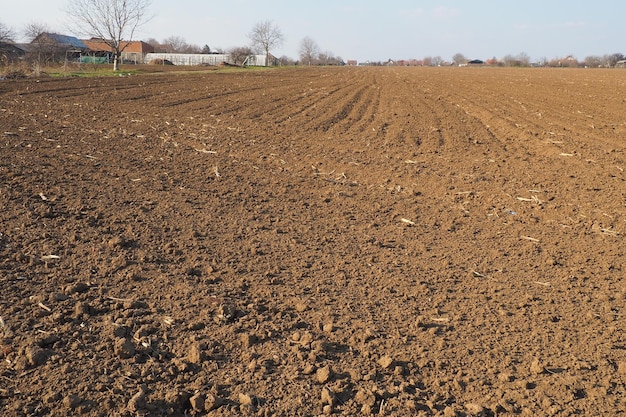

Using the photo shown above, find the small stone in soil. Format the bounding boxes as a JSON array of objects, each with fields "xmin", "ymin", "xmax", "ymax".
[
  {"xmin": 355, "ymin": 389, "xmax": 376, "ymax": 407},
  {"xmin": 316, "ymin": 365, "xmax": 332, "ymax": 384},
  {"xmin": 74, "ymin": 301, "xmax": 91, "ymax": 317},
  {"xmin": 530, "ymin": 358, "xmax": 545, "ymax": 375},
  {"xmin": 378, "ymin": 355, "xmax": 394, "ymax": 369},
  {"xmin": 465, "ymin": 402, "xmax": 485, "ymax": 415},
  {"xmin": 63, "ymin": 394, "xmax": 82, "ymax": 409},
  {"xmin": 189, "ymin": 392, "xmax": 205, "ymax": 412},
  {"xmin": 498, "ymin": 372, "xmax": 514, "ymax": 382},
  {"xmin": 50, "ymin": 292, "xmax": 68, "ymax": 302},
  {"xmin": 205, "ymin": 393, "xmax": 220, "ymax": 411},
  {"xmin": 216, "ymin": 303, "xmax": 236, "ymax": 322},
  {"xmin": 43, "ymin": 391, "xmax": 61, "ymax": 404},
  {"xmin": 37, "ymin": 334, "xmax": 60, "ymax": 348},
  {"xmin": 25, "ymin": 346, "xmax": 48, "ymax": 367},
  {"xmin": 127, "ymin": 389, "xmax": 146, "ymax": 412},
  {"xmin": 188, "ymin": 343, "xmax": 205, "ymax": 364},
  {"xmin": 107, "ymin": 236, "xmax": 126, "ymax": 248},
  {"xmin": 321, "ymin": 387, "xmax": 334, "ymax": 406},
  {"xmin": 114, "ymin": 338, "xmax": 135, "ymax": 359},
  {"xmin": 303, "ymin": 363, "xmax": 316, "ymax": 375},
  {"xmin": 239, "ymin": 392, "xmax": 253, "ymax": 406},
  {"xmin": 65, "ymin": 282, "xmax": 90, "ymax": 294},
  {"xmin": 241, "ymin": 332, "xmax": 257, "ymax": 349}
]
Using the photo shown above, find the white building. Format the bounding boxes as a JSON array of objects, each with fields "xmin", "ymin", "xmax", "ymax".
[{"xmin": 144, "ymin": 53, "xmax": 276, "ymax": 67}]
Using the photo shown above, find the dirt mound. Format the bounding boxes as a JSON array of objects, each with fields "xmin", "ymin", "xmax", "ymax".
[{"xmin": 1, "ymin": 67, "xmax": 626, "ymax": 416}]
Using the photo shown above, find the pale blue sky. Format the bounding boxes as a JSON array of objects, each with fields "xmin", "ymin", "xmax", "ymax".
[{"xmin": 3, "ymin": 0, "xmax": 624, "ymax": 62}]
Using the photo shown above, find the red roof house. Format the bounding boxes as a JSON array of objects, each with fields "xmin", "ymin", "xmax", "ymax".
[{"xmin": 82, "ymin": 38, "xmax": 155, "ymax": 63}]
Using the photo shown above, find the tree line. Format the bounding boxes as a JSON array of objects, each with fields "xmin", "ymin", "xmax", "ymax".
[{"xmin": 363, "ymin": 52, "xmax": 626, "ymax": 68}]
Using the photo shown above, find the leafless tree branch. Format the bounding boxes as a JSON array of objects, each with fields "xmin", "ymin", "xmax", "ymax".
[
  {"xmin": 248, "ymin": 20, "xmax": 283, "ymax": 66},
  {"xmin": 66, "ymin": 0, "xmax": 152, "ymax": 70}
]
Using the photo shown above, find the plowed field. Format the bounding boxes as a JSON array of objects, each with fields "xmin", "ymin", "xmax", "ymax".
[{"xmin": 2, "ymin": 66, "xmax": 626, "ymax": 416}]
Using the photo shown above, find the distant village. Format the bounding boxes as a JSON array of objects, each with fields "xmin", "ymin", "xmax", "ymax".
[
  {"xmin": 1, "ymin": 31, "xmax": 626, "ymax": 69},
  {"xmin": 0, "ymin": 32, "xmax": 279, "ymax": 68}
]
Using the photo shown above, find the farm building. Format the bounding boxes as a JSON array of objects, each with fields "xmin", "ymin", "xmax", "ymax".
[
  {"xmin": 0, "ymin": 42, "xmax": 26, "ymax": 64},
  {"xmin": 145, "ymin": 53, "xmax": 230, "ymax": 66},
  {"xmin": 32, "ymin": 33, "xmax": 88, "ymax": 51},
  {"xmin": 82, "ymin": 38, "xmax": 155, "ymax": 64},
  {"xmin": 29, "ymin": 33, "xmax": 89, "ymax": 63},
  {"xmin": 144, "ymin": 52, "xmax": 278, "ymax": 67}
]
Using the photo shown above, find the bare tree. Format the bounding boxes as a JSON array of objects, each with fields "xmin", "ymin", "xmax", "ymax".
[
  {"xmin": 184, "ymin": 44, "xmax": 202, "ymax": 54},
  {"xmin": 517, "ymin": 52, "xmax": 530, "ymax": 67},
  {"xmin": 606, "ymin": 53, "xmax": 625, "ymax": 68},
  {"xmin": 163, "ymin": 36, "xmax": 201, "ymax": 53},
  {"xmin": 0, "ymin": 22, "xmax": 19, "ymax": 66},
  {"xmin": 229, "ymin": 46, "xmax": 253, "ymax": 66},
  {"xmin": 279, "ymin": 55, "xmax": 296, "ymax": 66},
  {"xmin": 299, "ymin": 36, "xmax": 319, "ymax": 66},
  {"xmin": 162, "ymin": 36, "xmax": 186, "ymax": 53},
  {"xmin": 0, "ymin": 22, "xmax": 16, "ymax": 43},
  {"xmin": 144, "ymin": 37, "xmax": 163, "ymax": 51},
  {"xmin": 248, "ymin": 20, "xmax": 283, "ymax": 67},
  {"xmin": 317, "ymin": 51, "xmax": 330, "ymax": 65},
  {"xmin": 584, "ymin": 55, "xmax": 602, "ymax": 68},
  {"xmin": 452, "ymin": 53, "xmax": 466, "ymax": 66},
  {"xmin": 431, "ymin": 56, "xmax": 443, "ymax": 66},
  {"xmin": 562, "ymin": 55, "xmax": 579, "ymax": 68},
  {"xmin": 161, "ymin": 36, "xmax": 201, "ymax": 54},
  {"xmin": 66, "ymin": 0, "xmax": 152, "ymax": 71},
  {"xmin": 24, "ymin": 22, "xmax": 51, "ymax": 43},
  {"xmin": 24, "ymin": 22, "xmax": 55, "ymax": 71},
  {"xmin": 317, "ymin": 51, "xmax": 342, "ymax": 66},
  {"xmin": 502, "ymin": 54, "xmax": 519, "ymax": 67}
]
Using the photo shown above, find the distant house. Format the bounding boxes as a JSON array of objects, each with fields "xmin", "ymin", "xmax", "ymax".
[
  {"xmin": 29, "ymin": 33, "xmax": 89, "ymax": 64},
  {"xmin": 558, "ymin": 55, "xmax": 579, "ymax": 67},
  {"xmin": 616, "ymin": 60, "xmax": 626, "ymax": 68},
  {"xmin": 346, "ymin": 60, "xmax": 358, "ymax": 66},
  {"xmin": 34, "ymin": 33, "xmax": 88, "ymax": 50},
  {"xmin": 392, "ymin": 59, "xmax": 424, "ymax": 67},
  {"xmin": 485, "ymin": 58, "xmax": 500, "ymax": 66},
  {"xmin": 0, "ymin": 42, "xmax": 26, "ymax": 64},
  {"xmin": 82, "ymin": 38, "xmax": 155, "ymax": 64}
]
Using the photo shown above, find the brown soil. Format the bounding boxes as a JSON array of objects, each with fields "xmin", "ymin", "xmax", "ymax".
[{"xmin": 1, "ymin": 67, "xmax": 626, "ymax": 416}]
